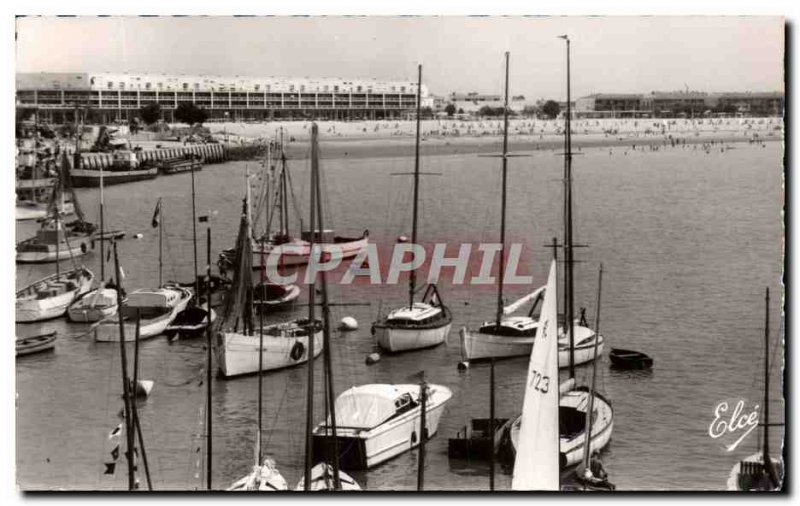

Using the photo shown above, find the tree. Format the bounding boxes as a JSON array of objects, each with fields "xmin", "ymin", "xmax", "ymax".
[
  {"xmin": 175, "ymin": 103, "xmax": 209, "ymax": 126},
  {"xmin": 444, "ymin": 103, "xmax": 456, "ymax": 117},
  {"xmin": 420, "ymin": 106, "xmax": 434, "ymax": 119},
  {"xmin": 521, "ymin": 105, "xmax": 539, "ymax": 117},
  {"xmin": 457, "ymin": 108, "xmax": 464, "ymax": 115},
  {"xmin": 140, "ymin": 103, "xmax": 162, "ymax": 125},
  {"xmin": 541, "ymin": 100, "xmax": 561, "ymax": 119}
]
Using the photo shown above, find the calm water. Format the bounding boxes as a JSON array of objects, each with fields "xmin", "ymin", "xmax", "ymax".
[{"xmin": 16, "ymin": 140, "xmax": 784, "ymax": 490}]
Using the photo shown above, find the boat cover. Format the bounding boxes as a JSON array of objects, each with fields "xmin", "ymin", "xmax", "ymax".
[{"xmin": 335, "ymin": 384, "xmax": 406, "ymax": 430}]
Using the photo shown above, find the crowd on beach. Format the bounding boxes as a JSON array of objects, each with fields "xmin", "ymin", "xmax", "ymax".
[{"xmin": 204, "ymin": 117, "xmax": 782, "ymax": 148}]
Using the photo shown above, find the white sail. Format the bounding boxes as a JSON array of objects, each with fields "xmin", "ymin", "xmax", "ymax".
[
  {"xmin": 503, "ymin": 285, "xmax": 545, "ymax": 315},
  {"xmin": 512, "ymin": 259, "xmax": 560, "ymax": 490}
]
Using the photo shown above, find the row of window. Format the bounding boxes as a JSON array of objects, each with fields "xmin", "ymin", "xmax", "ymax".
[{"xmin": 103, "ymin": 81, "xmax": 410, "ymax": 94}]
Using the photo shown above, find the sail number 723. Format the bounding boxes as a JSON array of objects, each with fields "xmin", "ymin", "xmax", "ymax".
[{"xmin": 528, "ymin": 369, "xmax": 550, "ymax": 393}]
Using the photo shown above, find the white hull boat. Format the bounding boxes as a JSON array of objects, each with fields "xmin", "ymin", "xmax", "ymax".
[
  {"xmin": 216, "ymin": 319, "xmax": 324, "ymax": 377},
  {"xmin": 508, "ymin": 386, "xmax": 614, "ymax": 469},
  {"xmin": 460, "ymin": 320, "xmax": 603, "ymax": 366},
  {"xmin": 16, "ymin": 201, "xmax": 75, "ymax": 221},
  {"xmin": 374, "ymin": 301, "xmax": 452, "ymax": 352},
  {"xmin": 16, "ymin": 267, "xmax": 93, "ymax": 322},
  {"xmin": 93, "ymin": 285, "xmax": 192, "ymax": 342},
  {"xmin": 294, "ymin": 463, "xmax": 362, "ymax": 491},
  {"xmin": 67, "ymin": 287, "xmax": 119, "ymax": 323},
  {"xmin": 251, "ymin": 231, "xmax": 369, "ymax": 267},
  {"xmin": 227, "ymin": 458, "xmax": 289, "ymax": 491},
  {"xmin": 16, "ymin": 222, "xmax": 92, "ymax": 264},
  {"xmin": 311, "ymin": 383, "xmax": 452, "ymax": 470}
]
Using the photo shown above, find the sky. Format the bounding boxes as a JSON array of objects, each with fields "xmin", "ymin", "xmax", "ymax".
[{"xmin": 15, "ymin": 15, "xmax": 785, "ymax": 101}]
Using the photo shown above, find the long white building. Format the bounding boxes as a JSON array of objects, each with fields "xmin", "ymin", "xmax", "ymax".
[{"xmin": 16, "ymin": 72, "xmax": 430, "ymax": 122}]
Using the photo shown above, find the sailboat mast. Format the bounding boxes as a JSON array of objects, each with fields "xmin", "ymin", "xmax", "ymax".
[
  {"xmin": 257, "ymin": 240, "xmax": 265, "ymax": 467},
  {"xmin": 581, "ymin": 264, "xmax": 603, "ymax": 477},
  {"xmin": 205, "ymin": 229, "xmax": 213, "ymax": 490},
  {"xmin": 191, "ymin": 163, "xmax": 199, "ymax": 299},
  {"xmin": 315, "ymin": 127, "xmax": 342, "ymax": 489},
  {"xmin": 417, "ymin": 376, "xmax": 427, "ymax": 491},
  {"xmin": 763, "ymin": 287, "xmax": 778, "ymax": 486},
  {"xmin": 158, "ymin": 201, "xmax": 163, "ymax": 287},
  {"xmin": 561, "ymin": 35, "xmax": 576, "ymax": 379},
  {"xmin": 409, "ymin": 64, "xmax": 423, "ymax": 309},
  {"xmin": 112, "ymin": 241, "xmax": 135, "ymax": 490},
  {"xmin": 496, "ymin": 51, "xmax": 510, "ymax": 328},
  {"xmin": 303, "ymin": 124, "xmax": 319, "ymax": 491},
  {"xmin": 55, "ymin": 183, "xmax": 60, "ymax": 279},
  {"xmin": 99, "ymin": 147, "xmax": 105, "ymax": 281}
]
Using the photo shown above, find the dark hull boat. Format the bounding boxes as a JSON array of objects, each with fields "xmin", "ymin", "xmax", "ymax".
[
  {"xmin": 16, "ymin": 331, "xmax": 57, "ymax": 356},
  {"xmin": 253, "ymin": 282, "xmax": 301, "ymax": 311},
  {"xmin": 166, "ymin": 304, "xmax": 216, "ymax": 340},
  {"xmin": 448, "ymin": 417, "xmax": 511, "ymax": 461},
  {"xmin": 609, "ymin": 348, "xmax": 653, "ymax": 370}
]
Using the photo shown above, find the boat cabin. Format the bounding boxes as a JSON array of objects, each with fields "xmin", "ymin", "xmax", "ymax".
[
  {"xmin": 333, "ymin": 385, "xmax": 420, "ymax": 430},
  {"xmin": 479, "ymin": 316, "xmax": 538, "ymax": 337},
  {"xmin": 120, "ymin": 289, "xmax": 178, "ymax": 319},
  {"xmin": 384, "ymin": 302, "xmax": 447, "ymax": 328}
]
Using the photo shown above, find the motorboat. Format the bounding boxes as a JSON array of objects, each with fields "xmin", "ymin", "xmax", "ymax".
[{"xmin": 311, "ymin": 383, "xmax": 452, "ymax": 470}]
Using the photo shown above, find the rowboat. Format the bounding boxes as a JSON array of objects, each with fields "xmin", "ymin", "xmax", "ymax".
[
  {"xmin": 67, "ymin": 287, "xmax": 119, "ymax": 323},
  {"xmin": 16, "ymin": 331, "xmax": 57, "ymax": 356},
  {"xmin": 253, "ymin": 282, "xmax": 300, "ymax": 311},
  {"xmin": 16, "ymin": 267, "xmax": 94, "ymax": 322},
  {"xmin": 608, "ymin": 348, "xmax": 653, "ymax": 370}
]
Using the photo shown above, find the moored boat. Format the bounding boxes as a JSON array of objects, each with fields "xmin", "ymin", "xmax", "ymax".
[
  {"xmin": 227, "ymin": 458, "xmax": 288, "ymax": 491},
  {"xmin": 70, "ymin": 151, "xmax": 158, "ymax": 187},
  {"xmin": 608, "ymin": 348, "xmax": 653, "ymax": 370},
  {"xmin": 253, "ymin": 281, "xmax": 300, "ymax": 311},
  {"xmin": 16, "ymin": 267, "xmax": 94, "ymax": 322},
  {"xmin": 93, "ymin": 284, "xmax": 192, "ymax": 342},
  {"xmin": 311, "ymin": 383, "xmax": 452, "ymax": 470},
  {"xmin": 157, "ymin": 153, "xmax": 204, "ymax": 175},
  {"xmin": 16, "ymin": 331, "xmax": 57, "ymax": 356},
  {"xmin": 67, "ymin": 286, "xmax": 120, "ymax": 323},
  {"xmin": 165, "ymin": 303, "xmax": 217, "ymax": 340},
  {"xmin": 294, "ymin": 463, "xmax": 361, "ymax": 491}
]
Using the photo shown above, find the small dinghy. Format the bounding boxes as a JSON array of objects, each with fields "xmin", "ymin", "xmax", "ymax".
[
  {"xmin": 294, "ymin": 463, "xmax": 361, "ymax": 491},
  {"xmin": 253, "ymin": 282, "xmax": 300, "ymax": 311},
  {"xmin": 609, "ymin": 348, "xmax": 653, "ymax": 370},
  {"xmin": 16, "ymin": 331, "xmax": 57, "ymax": 356},
  {"xmin": 165, "ymin": 303, "xmax": 217, "ymax": 340}
]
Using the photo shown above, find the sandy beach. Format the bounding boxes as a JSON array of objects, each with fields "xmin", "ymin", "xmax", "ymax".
[{"xmin": 198, "ymin": 117, "xmax": 783, "ymax": 159}]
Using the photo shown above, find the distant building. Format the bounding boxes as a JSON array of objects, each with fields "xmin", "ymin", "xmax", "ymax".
[
  {"xmin": 641, "ymin": 91, "xmax": 708, "ymax": 117},
  {"xmin": 15, "ymin": 71, "xmax": 429, "ymax": 123},
  {"xmin": 708, "ymin": 91, "xmax": 784, "ymax": 116},
  {"xmin": 447, "ymin": 91, "xmax": 530, "ymax": 115},
  {"xmin": 575, "ymin": 94, "xmax": 645, "ymax": 118}
]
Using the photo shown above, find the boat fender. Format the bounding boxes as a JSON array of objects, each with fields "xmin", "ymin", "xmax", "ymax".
[
  {"xmin": 80, "ymin": 242, "xmax": 87, "ymax": 254},
  {"xmin": 365, "ymin": 352, "xmax": 381, "ymax": 365},
  {"xmin": 339, "ymin": 316, "xmax": 358, "ymax": 331},
  {"xmin": 290, "ymin": 341, "xmax": 305, "ymax": 361}
]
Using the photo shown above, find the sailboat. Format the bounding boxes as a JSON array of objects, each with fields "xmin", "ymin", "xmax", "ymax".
[
  {"xmin": 215, "ymin": 167, "xmax": 323, "ymax": 378},
  {"xmin": 372, "ymin": 64, "xmax": 453, "ymax": 353},
  {"xmin": 294, "ymin": 122, "xmax": 360, "ymax": 491},
  {"xmin": 726, "ymin": 288, "xmax": 784, "ymax": 491},
  {"xmin": 460, "ymin": 48, "xmax": 604, "ymax": 367},
  {"xmin": 219, "ymin": 136, "xmax": 368, "ymax": 270},
  {"xmin": 17, "ymin": 151, "xmax": 96, "ymax": 263},
  {"xmin": 68, "ymin": 150, "xmax": 119, "ymax": 322},
  {"xmin": 167, "ymin": 161, "xmax": 217, "ymax": 339},
  {"xmin": 16, "ymin": 188, "xmax": 94, "ymax": 323},
  {"xmin": 16, "ymin": 119, "xmax": 73, "ymax": 221},
  {"xmin": 93, "ymin": 200, "xmax": 192, "ymax": 342}
]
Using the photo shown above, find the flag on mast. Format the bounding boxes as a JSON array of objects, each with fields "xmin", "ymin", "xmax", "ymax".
[{"xmin": 151, "ymin": 198, "xmax": 162, "ymax": 228}]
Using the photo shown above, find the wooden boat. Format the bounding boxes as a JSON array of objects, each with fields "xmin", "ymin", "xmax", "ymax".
[
  {"xmin": 727, "ymin": 288, "xmax": 784, "ymax": 491},
  {"xmin": 312, "ymin": 383, "xmax": 452, "ymax": 470},
  {"xmin": 71, "ymin": 151, "xmax": 158, "ymax": 187},
  {"xmin": 67, "ymin": 286, "xmax": 119, "ymax": 323},
  {"xmin": 16, "ymin": 125, "xmax": 72, "ymax": 221},
  {"xmin": 216, "ymin": 168, "xmax": 323, "ymax": 378},
  {"xmin": 164, "ymin": 303, "xmax": 217, "ymax": 340},
  {"xmin": 17, "ymin": 152, "xmax": 97, "ymax": 264},
  {"xmin": 157, "ymin": 153, "xmax": 203, "ymax": 175},
  {"xmin": 92, "ymin": 284, "xmax": 192, "ymax": 342},
  {"xmin": 253, "ymin": 281, "xmax": 300, "ymax": 311},
  {"xmin": 16, "ymin": 331, "xmax": 57, "ymax": 356},
  {"xmin": 16, "ymin": 267, "xmax": 94, "ymax": 322},
  {"xmin": 609, "ymin": 348, "xmax": 653, "ymax": 370}
]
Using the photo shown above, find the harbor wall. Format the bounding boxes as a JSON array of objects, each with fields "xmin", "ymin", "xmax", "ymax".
[{"xmin": 68, "ymin": 143, "xmax": 226, "ymax": 170}]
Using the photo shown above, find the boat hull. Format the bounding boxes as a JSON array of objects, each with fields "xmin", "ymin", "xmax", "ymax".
[
  {"xmin": 312, "ymin": 385, "xmax": 452, "ymax": 470},
  {"xmin": 67, "ymin": 288, "xmax": 119, "ymax": 323},
  {"xmin": 252, "ymin": 236, "xmax": 369, "ymax": 267},
  {"xmin": 16, "ymin": 269, "xmax": 93, "ymax": 322},
  {"xmin": 505, "ymin": 387, "xmax": 614, "ymax": 468},
  {"xmin": 16, "ymin": 241, "xmax": 91, "ymax": 263},
  {"xmin": 93, "ymin": 290, "xmax": 191, "ymax": 342},
  {"xmin": 460, "ymin": 326, "xmax": 604, "ymax": 367},
  {"xmin": 217, "ymin": 329, "xmax": 323, "ymax": 377},
  {"xmin": 16, "ymin": 332, "xmax": 57, "ymax": 356},
  {"xmin": 70, "ymin": 168, "xmax": 158, "ymax": 187},
  {"xmin": 375, "ymin": 321, "xmax": 452, "ymax": 352},
  {"xmin": 16, "ymin": 202, "xmax": 75, "ymax": 221}
]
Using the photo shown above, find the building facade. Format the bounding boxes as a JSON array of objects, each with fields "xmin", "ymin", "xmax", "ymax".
[
  {"xmin": 16, "ymin": 72, "xmax": 429, "ymax": 123},
  {"xmin": 576, "ymin": 91, "xmax": 784, "ymax": 118}
]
